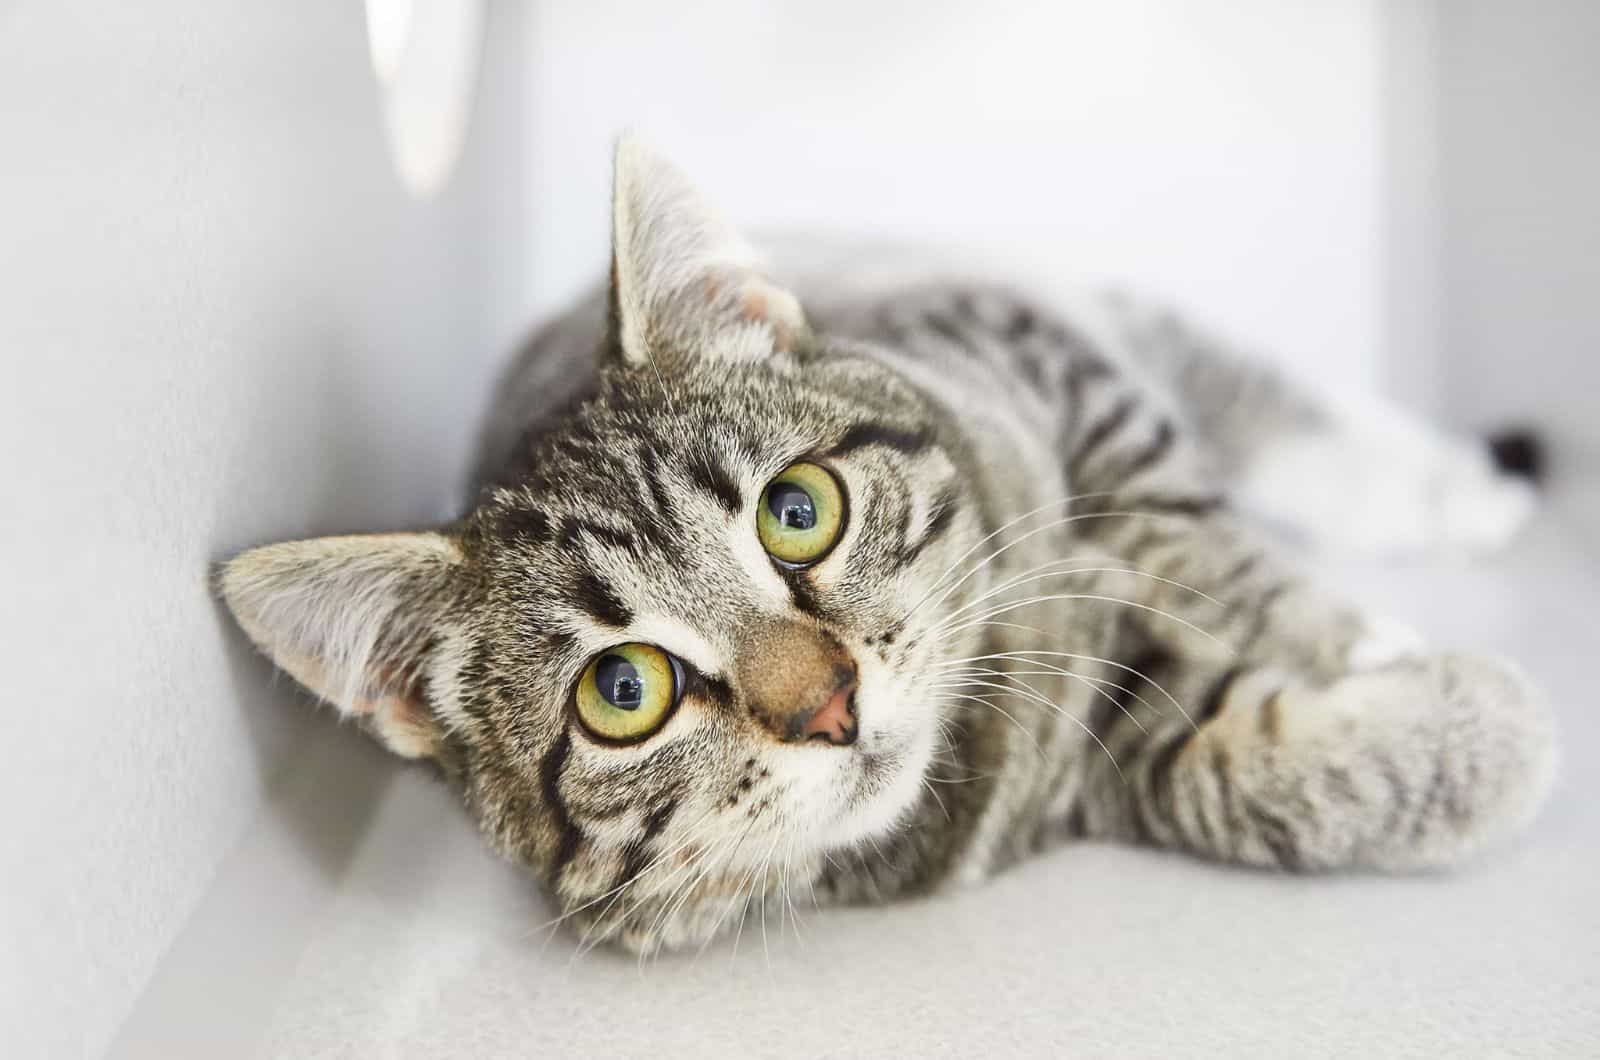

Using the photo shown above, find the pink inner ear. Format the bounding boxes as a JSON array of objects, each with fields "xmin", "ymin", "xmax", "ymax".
[
  {"xmin": 349, "ymin": 661, "xmax": 439, "ymax": 758},
  {"xmin": 732, "ymin": 273, "xmax": 804, "ymax": 353},
  {"xmin": 353, "ymin": 688, "xmax": 438, "ymax": 759}
]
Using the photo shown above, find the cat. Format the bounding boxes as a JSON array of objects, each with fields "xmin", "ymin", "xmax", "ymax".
[{"xmin": 221, "ymin": 136, "xmax": 1555, "ymax": 955}]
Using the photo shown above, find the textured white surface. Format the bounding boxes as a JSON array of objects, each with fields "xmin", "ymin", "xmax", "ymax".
[
  {"xmin": 0, "ymin": 5, "xmax": 532, "ymax": 1057},
  {"xmin": 114, "ymin": 506, "xmax": 1600, "ymax": 1058}
]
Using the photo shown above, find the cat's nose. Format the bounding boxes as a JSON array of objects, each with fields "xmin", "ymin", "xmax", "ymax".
[
  {"xmin": 735, "ymin": 619, "xmax": 859, "ymax": 746},
  {"xmin": 799, "ymin": 681, "xmax": 858, "ymax": 745}
]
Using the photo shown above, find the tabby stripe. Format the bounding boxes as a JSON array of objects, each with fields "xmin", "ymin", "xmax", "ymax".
[
  {"xmin": 498, "ymin": 505, "xmax": 552, "ymax": 546},
  {"xmin": 1242, "ymin": 582, "xmax": 1290, "ymax": 650},
  {"xmin": 785, "ymin": 573, "xmax": 822, "ymax": 617},
  {"xmin": 1068, "ymin": 396, "xmax": 1137, "ymax": 479},
  {"xmin": 1189, "ymin": 767, "xmax": 1219, "ymax": 852},
  {"xmin": 1145, "ymin": 726, "xmax": 1198, "ymax": 835},
  {"xmin": 1112, "ymin": 419, "xmax": 1175, "ymax": 485},
  {"xmin": 1241, "ymin": 792, "xmax": 1302, "ymax": 869},
  {"xmin": 1196, "ymin": 667, "xmax": 1245, "ymax": 724},
  {"xmin": 924, "ymin": 311, "xmax": 977, "ymax": 357},
  {"xmin": 1062, "ymin": 356, "xmax": 1114, "ymax": 432},
  {"xmin": 1257, "ymin": 689, "xmax": 1286, "ymax": 741},
  {"xmin": 544, "ymin": 629, "xmax": 579, "ymax": 663},
  {"xmin": 1408, "ymin": 758, "xmax": 1448, "ymax": 842},
  {"xmin": 1088, "ymin": 650, "xmax": 1164, "ymax": 746},
  {"xmin": 685, "ymin": 450, "xmax": 743, "ymax": 515},
  {"xmin": 1128, "ymin": 493, "xmax": 1226, "ymax": 518},
  {"xmin": 1376, "ymin": 756, "xmax": 1410, "ymax": 838},
  {"xmin": 1323, "ymin": 766, "xmax": 1360, "ymax": 805},
  {"xmin": 893, "ymin": 484, "xmax": 961, "ymax": 570},
  {"xmin": 1013, "ymin": 347, "xmax": 1047, "ymax": 386},
  {"xmin": 572, "ymin": 569, "xmax": 633, "ymax": 628},
  {"xmin": 638, "ymin": 446, "xmax": 676, "ymax": 518},
  {"xmin": 559, "ymin": 517, "xmax": 636, "ymax": 553},
  {"xmin": 1004, "ymin": 304, "xmax": 1036, "ymax": 342},
  {"xmin": 917, "ymin": 486, "xmax": 960, "ymax": 546},
  {"xmin": 633, "ymin": 445, "xmax": 685, "ymax": 558},
  {"xmin": 1223, "ymin": 552, "xmax": 1263, "ymax": 582},
  {"xmin": 540, "ymin": 729, "xmax": 584, "ymax": 887},
  {"xmin": 702, "ymin": 674, "xmax": 736, "ymax": 711},
  {"xmin": 830, "ymin": 422, "xmax": 935, "ymax": 459},
  {"xmin": 613, "ymin": 797, "xmax": 680, "ymax": 894},
  {"xmin": 1209, "ymin": 745, "xmax": 1241, "ymax": 860}
]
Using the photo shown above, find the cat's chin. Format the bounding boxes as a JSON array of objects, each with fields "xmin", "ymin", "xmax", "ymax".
[{"xmin": 814, "ymin": 707, "xmax": 937, "ymax": 850}]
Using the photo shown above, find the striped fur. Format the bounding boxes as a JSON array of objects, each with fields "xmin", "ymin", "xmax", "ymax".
[{"xmin": 222, "ymin": 138, "xmax": 1555, "ymax": 955}]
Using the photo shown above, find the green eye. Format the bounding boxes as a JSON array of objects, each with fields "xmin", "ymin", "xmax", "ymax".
[
  {"xmin": 576, "ymin": 643, "xmax": 680, "ymax": 743},
  {"xmin": 757, "ymin": 461, "xmax": 846, "ymax": 567}
]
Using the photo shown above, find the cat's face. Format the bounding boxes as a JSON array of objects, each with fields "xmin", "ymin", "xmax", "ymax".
[
  {"xmin": 221, "ymin": 138, "xmax": 988, "ymax": 950},
  {"xmin": 462, "ymin": 354, "xmax": 983, "ymax": 933}
]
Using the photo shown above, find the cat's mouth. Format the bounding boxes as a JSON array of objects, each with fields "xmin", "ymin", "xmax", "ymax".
[{"xmin": 810, "ymin": 688, "xmax": 936, "ymax": 848}]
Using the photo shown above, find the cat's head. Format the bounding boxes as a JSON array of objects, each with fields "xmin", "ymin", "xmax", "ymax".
[{"xmin": 221, "ymin": 138, "xmax": 989, "ymax": 951}]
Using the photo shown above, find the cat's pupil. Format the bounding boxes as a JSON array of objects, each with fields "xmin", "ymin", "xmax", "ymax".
[
  {"xmin": 767, "ymin": 483, "xmax": 817, "ymax": 531},
  {"xmin": 595, "ymin": 655, "xmax": 644, "ymax": 710}
]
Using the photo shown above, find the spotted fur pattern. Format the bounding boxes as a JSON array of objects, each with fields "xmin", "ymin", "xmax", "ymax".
[{"xmin": 221, "ymin": 138, "xmax": 1555, "ymax": 955}]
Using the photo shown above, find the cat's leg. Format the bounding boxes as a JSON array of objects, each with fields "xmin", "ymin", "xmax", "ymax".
[
  {"xmin": 1101, "ymin": 293, "xmax": 1537, "ymax": 556},
  {"xmin": 1053, "ymin": 329, "xmax": 1460, "ymax": 678},
  {"xmin": 1068, "ymin": 648, "xmax": 1555, "ymax": 871}
]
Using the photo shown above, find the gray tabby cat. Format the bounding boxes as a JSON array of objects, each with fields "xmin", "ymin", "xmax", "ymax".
[{"xmin": 221, "ymin": 137, "xmax": 1555, "ymax": 955}]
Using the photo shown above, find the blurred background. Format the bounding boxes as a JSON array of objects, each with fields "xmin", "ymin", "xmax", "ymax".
[{"xmin": 2, "ymin": 2, "xmax": 1595, "ymax": 1057}]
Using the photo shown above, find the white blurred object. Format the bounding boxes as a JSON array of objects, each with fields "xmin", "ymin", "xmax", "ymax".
[
  {"xmin": 365, "ymin": 0, "xmax": 483, "ymax": 198},
  {"xmin": 1237, "ymin": 389, "xmax": 1538, "ymax": 556}
]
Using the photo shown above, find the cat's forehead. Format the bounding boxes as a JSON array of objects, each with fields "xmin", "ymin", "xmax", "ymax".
[
  {"xmin": 476, "ymin": 372, "xmax": 842, "ymax": 600},
  {"xmin": 471, "ymin": 358, "xmax": 942, "ymax": 648}
]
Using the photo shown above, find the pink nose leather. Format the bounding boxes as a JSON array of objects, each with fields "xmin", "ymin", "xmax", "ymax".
[
  {"xmin": 735, "ymin": 619, "xmax": 860, "ymax": 746},
  {"xmin": 800, "ymin": 684, "xmax": 858, "ymax": 745}
]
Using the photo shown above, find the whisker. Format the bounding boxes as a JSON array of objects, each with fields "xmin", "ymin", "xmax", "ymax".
[
  {"xmin": 920, "ymin": 775, "xmax": 953, "ymax": 823},
  {"xmin": 937, "ymin": 561, "xmax": 1222, "ymax": 628},
  {"xmin": 940, "ymin": 662, "xmax": 1151, "ymax": 734},
  {"xmin": 702, "ymin": 812, "xmax": 766, "ymax": 963},
  {"xmin": 907, "ymin": 507, "xmax": 1217, "ymax": 624},
  {"xmin": 931, "ymin": 689, "xmax": 1048, "ymax": 761},
  {"xmin": 932, "ymin": 678, "xmax": 1125, "ymax": 780},
  {"xmin": 906, "ymin": 491, "xmax": 1122, "ymax": 615},
  {"xmin": 635, "ymin": 824, "xmax": 745, "ymax": 965},
  {"xmin": 936, "ymin": 647, "xmax": 1197, "ymax": 732},
  {"xmin": 931, "ymin": 592, "xmax": 1231, "ymax": 656},
  {"xmin": 535, "ymin": 802, "xmax": 724, "ymax": 946}
]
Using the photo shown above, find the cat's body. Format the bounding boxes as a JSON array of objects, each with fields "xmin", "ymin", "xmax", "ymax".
[{"xmin": 223, "ymin": 139, "xmax": 1554, "ymax": 955}]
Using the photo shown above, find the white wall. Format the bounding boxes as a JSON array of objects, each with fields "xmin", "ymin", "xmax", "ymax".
[
  {"xmin": 0, "ymin": 4, "xmax": 531, "ymax": 1056},
  {"xmin": 522, "ymin": 0, "xmax": 1387, "ymax": 393},
  {"xmin": 1433, "ymin": 0, "xmax": 1600, "ymax": 477}
]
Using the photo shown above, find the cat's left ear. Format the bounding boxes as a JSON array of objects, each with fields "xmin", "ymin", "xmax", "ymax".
[
  {"xmin": 219, "ymin": 531, "xmax": 468, "ymax": 759},
  {"xmin": 606, "ymin": 134, "xmax": 806, "ymax": 372}
]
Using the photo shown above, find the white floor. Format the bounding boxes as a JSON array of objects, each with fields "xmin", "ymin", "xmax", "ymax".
[{"xmin": 113, "ymin": 498, "xmax": 1600, "ymax": 1059}]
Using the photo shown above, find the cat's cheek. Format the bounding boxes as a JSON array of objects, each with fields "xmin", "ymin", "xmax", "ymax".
[{"xmin": 821, "ymin": 716, "xmax": 937, "ymax": 848}]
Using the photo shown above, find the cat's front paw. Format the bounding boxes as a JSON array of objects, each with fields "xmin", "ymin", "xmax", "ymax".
[{"xmin": 1266, "ymin": 653, "xmax": 1556, "ymax": 870}]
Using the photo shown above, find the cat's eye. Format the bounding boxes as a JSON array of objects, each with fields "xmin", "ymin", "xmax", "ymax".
[
  {"xmin": 575, "ymin": 643, "xmax": 682, "ymax": 743},
  {"xmin": 757, "ymin": 461, "xmax": 847, "ymax": 568}
]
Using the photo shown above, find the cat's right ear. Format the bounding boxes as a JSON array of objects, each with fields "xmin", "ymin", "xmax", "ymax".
[
  {"xmin": 219, "ymin": 531, "xmax": 467, "ymax": 759},
  {"xmin": 604, "ymin": 134, "xmax": 806, "ymax": 373}
]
